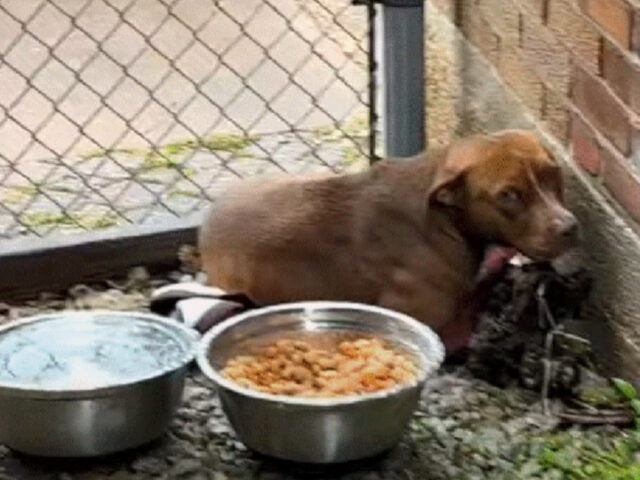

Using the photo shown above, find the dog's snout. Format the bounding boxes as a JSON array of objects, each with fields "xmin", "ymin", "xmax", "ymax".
[
  {"xmin": 561, "ymin": 215, "xmax": 579, "ymax": 239},
  {"xmin": 553, "ymin": 213, "xmax": 579, "ymax": 240}
]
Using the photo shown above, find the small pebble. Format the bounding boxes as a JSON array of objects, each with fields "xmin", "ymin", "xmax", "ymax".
[
  {"xmin": 131, "ymin": 456, "xmax": 168, "ymax": 475},
  {"xmin": 219, "ymin": 450, "xmax": 234, "ymax": 462},
  {"xmin": 128, "ymin": 266, "xmax": 150, "ymax": 286},
  {"xmin": 170, "ymin": 458, "xmax": 201, "ymax": 476},
  {"xmin": 231, "ymin": 441, "xmax": 247, "ymax": 451},
  {"xmin": 69, "ymin": 284, "xmax": 92, "ymax": 298},
  {"xmin": 184, "ymin": 474, "xmax": 208, "ymax": 480}
]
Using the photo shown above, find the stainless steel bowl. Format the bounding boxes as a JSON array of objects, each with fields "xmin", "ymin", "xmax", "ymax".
[
  {"xmin": 0, "ymin": 311, "xmax": 199, "ymax": 457},
  {"xmin": 196, "ymin": 301, "xmax": 444, "ymax": 463}
]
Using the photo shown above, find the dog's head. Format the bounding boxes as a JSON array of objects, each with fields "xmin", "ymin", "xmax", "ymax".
[{"xmin": 428, "ymin": 130, "xmax": 579, "ymax": 260}]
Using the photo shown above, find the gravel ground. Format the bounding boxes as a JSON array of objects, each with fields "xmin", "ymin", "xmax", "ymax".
[{"xmin": 0, "ymin": 268, "xmax": 637, "ymax": 480}]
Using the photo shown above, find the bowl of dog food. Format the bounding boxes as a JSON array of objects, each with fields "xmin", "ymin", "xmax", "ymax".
[
  {"xmin": 196, "ymin": 301, "xmax": 444, "ymax": 463},
  {"xmin": 0, "ymin": 311, "xmax": 199, "ymax": 457}
]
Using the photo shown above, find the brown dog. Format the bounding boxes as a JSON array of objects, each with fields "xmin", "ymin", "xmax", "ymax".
[{"xmin": 198, "ymin": 130, "xmax": 579, "ymax": 354}]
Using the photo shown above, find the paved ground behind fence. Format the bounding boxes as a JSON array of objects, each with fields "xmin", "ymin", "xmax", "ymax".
[{"xmin": 0, "ymin": 0, "xmax": 369, "ymax": 238}]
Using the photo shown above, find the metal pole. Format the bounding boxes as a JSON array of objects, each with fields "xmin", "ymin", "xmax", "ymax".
[
  {"xmin": 367, "ymin": 0, "xmax": 379, "ymax": 162},
  {"xmin": 380, "ymin": 0, "xmax": 425, "ymax": 158}
]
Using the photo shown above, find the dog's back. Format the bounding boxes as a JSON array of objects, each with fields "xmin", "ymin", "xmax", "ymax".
[{"xmin": 199, "ymin": 171, "xmax": 376, "ymax": 304}]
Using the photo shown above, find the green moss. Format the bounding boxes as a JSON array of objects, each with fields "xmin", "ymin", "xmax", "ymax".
[
  {"xmin": 342, "ymin": 115, "xmax": 369, "ymax": 138},
  {"xmin": 342, "ymin": 144, "xmax": 367, "ymax": 167},
  {"xmin": 169, "ymin": 189, "xmax": 200, "ymax": 199},
  {"xmin": 162, "ymin": 141, "xmax": 195, "ymax": 156},
  {"xmin": 120, "ymin": 148, "xmax": 147, "ymax": 157},
  {"xmin": 12, "ymin": 184, "xmax": 39, "ymax": 194},
  {"xmin": 81, "ymin": 212, "xmax": 119, "ymax": 229},
  {"xmin": 23, "ymin": 211, "xmax": 119, "ymax": 230},
  {"xmin": 579, "ymin": 386, "xmax": 626, "ymax": 409},
  {"xmin": 200, "ymin": 133, "xmax": 257, "ymax": 152},
  {"xmin": 153, "ymin": 134, "xmax": 257, "ymax": 158},
  {"xmin": 79, "ymin": 134, "xmax": 257, "ymax": 171},
  {"xmin": 23, "ymin": 212, "xmax": 71, "ymax": 227},
  {"xmin": 80, "ymin": 148, "xmax": 112, "ymax": 160},
  {"xmin": 141, "ymin": 152, "xmax": 185, "ymax": 170},
  {"xmin": 312, "ymin": 116, "xmax": 369, "ymax": 142},
  {"xmin": 312, "ymin": 124, "xmax": 337, "ymax": 140},
  {"xmin": 48, "ymin": 184, "xmax": 77, "ymax": 194},
  {"xmin": 2, "ymin": 185, "xmax": 38, "ymax": 205}
]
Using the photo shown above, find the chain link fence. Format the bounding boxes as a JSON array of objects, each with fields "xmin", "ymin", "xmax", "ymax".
[{"xmin": 0, "ymin": 0, "xmax": 371, "ymax": 239}]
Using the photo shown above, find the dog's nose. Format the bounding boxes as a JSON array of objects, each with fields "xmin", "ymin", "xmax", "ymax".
[{"xmin": 558, "ymin": 214, "xmax": 579, "ymax": 240}]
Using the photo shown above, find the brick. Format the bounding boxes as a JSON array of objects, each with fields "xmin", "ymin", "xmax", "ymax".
[
  {"xmin": 543, "ymin": 86, "xmax": 571, "ymax": 143},
  {"xmin": 602, "ymin": 145, "xmax": 640, "ymax": 223},
  {"xmin": 570, "ymin": 113, "xmax": 602, "ymax": 175},
  {"xmin": 547, "ymin": 0, "xmax": 601, "ymax": 74},
  {"xmin": 478, "ymin": 0, "xmax": 520, "ymax": 47},
  {"xmin": 521, "ymin": 17, "xmax": 571, "ymax": 94},
  {"xmin": 499, "ymin": 49, "xmax": 544, "ymax": 115},
  {"xmin": 602, "ymin": 37, "xmax": 640, "ymax": 115},
  {"xmin": 633, "ymin": 8, "xmax": 640, "ymax": 54},
  {"xmin": 579, "ymin": 0, "xmax": 633, "ymax": 48},
  {"xmin": 632, "ymin": 128, "xmax": 640, "ymax": 171},
  {"xmin": 632, "ymin": 126, "xmax": 640, "ymax": 170},
  {"xmin": 460, "ymin": 5, "xmax": 501, "ymax": 66},
  {"xmin": 517, "ymin": 0, "xmax": 547, "ymax": 20},
  {"xmin": 571, "ymin": 64, "xmax": 633, "ymax": 155}
]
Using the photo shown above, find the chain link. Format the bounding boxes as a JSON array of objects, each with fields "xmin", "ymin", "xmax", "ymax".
[{"xmin": 0, "ymin": 0, "xmax": 371, "ymax": 238}]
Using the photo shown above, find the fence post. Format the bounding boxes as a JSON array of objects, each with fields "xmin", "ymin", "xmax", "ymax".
[{"xmin": 378, "ymin": 0, "xmax": 425, "ymax": 158}]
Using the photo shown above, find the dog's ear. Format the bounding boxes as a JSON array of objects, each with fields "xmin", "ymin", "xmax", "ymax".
[
  {"xmin": 430, "ymin": 173, "xmax": 465, "ymax": 207},
  {"xmin": 428, "ymin": 136, "xmax": 486, "ymax": 207}
]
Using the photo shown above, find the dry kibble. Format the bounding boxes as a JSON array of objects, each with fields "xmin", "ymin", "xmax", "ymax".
[
  {"xmin": 265, "ymin": 346, "xmax": 278, "ymax": 358},
  {"xmin": 293, "ymin": 340, "xmax": 310, "ymax": 351},
  {"xmin": 317, "ymin": 356, "xmax": 338, "ymax": 370},
  {"xmin": 303, "ymin": 350, "xmax": 321, "ymax": 364},
  {"xmin": 221, "ymin": 336, "xmax": 417, "ymax": 397},
  {"xmin": 291, "ymin": 366, "xmax": 312, "ymax": 383}
]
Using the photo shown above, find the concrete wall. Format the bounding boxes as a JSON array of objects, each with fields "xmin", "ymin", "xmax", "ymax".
[{"xmin": 425, "ymin": 1, "xmax": 640, "ymax": 378}]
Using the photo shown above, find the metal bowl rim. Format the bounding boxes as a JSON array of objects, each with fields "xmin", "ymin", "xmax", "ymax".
[
  {"xmin": 196, "ymin": 301, "xmax": 444, "ymax": 407},
  {"xmin": 0, "ymin": 310, "xmax": 200, "ymax": 399}
]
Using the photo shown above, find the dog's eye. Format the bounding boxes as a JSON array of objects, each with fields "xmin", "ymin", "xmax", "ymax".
[{"xmin": 497, "ymin": 189, "xmax": 523, "ymax": 210}]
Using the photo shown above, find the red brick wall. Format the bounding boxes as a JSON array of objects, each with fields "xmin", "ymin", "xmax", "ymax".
[{"xmin": 435, "ymin": 0, "xmax": 640, "ymax": 226}]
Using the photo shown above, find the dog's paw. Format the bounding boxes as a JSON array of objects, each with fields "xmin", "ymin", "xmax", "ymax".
[
  {"xmin": 437, "ymin": 317, "xmax": 474, "ymax": 357},
  {"xmin": 174, "ymin": 297, "xmax": 246, "ymax": 332}
]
